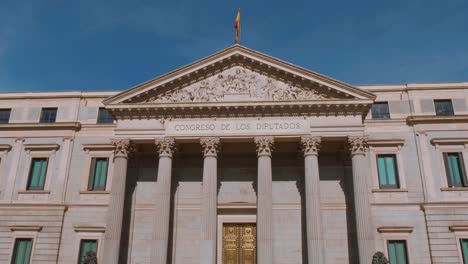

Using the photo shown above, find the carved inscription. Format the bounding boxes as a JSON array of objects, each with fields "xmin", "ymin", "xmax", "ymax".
[{"xmin": 166, "ymin": 119, "xmax": 308, "ymax": 136}]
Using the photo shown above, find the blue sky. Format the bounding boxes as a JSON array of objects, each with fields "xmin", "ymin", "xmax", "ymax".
[{"xmin": 0, "ymin": 0, "xmax": 467, "ymax": 92}]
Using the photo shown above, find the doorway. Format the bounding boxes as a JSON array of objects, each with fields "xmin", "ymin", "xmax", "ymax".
[{"xmin": 222, "ymin": 223, "xmax": 256, "ymax": 264}]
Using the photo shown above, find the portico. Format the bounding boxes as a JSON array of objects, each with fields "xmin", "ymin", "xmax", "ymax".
[{"xmin": 101, "ymin": 45, "xmax": 377, "ymax": 263}]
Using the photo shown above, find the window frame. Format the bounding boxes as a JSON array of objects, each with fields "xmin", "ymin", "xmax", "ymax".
[
  {"xmin": 39, "ymin": 107, "xmax": 58, "ymax": 123},
  {"xmin": 0, "ymin": 108, "xmax": 11, "ymax": 124},
  {"xmin": 73, "ymin": 226, "xmax": 104, "ymax": 264},
  {"xmin": 77, "ymin": 239, "xmax": 99, "ymax": 264},
  {"xmin": 434, "ymin": 99, "xmax": 454, "ymax": 116},
  {"xmin": 431, "ymin": 139, "xmax": 468, "ymax": 190},
  {"xmin": 371, "ymin": 102, "xmax": 391, "ymax": 119},
  {"xmin": 376, "ymin": 154, "xmax": 400, "ymax": 189},
  {"xmin": 369, "ymin": 140, "xmax": 407, "ymax": 191},
  {"xmin": 443, "ymin": 152, "xmax": 468, "ymax": 187},
  {"xmin": 10, "ymin": 238, "xmax": 33, "ymax": 264},
  {"xmin": 26, "ymin": 158, "xmax": 49, "ymax": 191},
  {"xmin": 96, "ymin": 108, "xmax": 114, "ymax": 124},
  {"xmin": 81, "ymin": 144, "xmax": 115, "ymax": 195},
  {"xmin": 387, "ymin": 240, "xmax": 410, "ymax": 264},
  {"xmin": 87, "ymin": 157, "xmax": 109, "ymax": 191},
  {"xmin": 8, "ymin": 226, "xmax": 41, "ymax": 264},
  {"xmin": 378, "ymin": 227, "xmax": 413, "ymax": 264}
]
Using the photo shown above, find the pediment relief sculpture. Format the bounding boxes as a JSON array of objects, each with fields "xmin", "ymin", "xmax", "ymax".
[{"xmin": 134, "ymin": 67, "xmax": 343, "ymax": 104}]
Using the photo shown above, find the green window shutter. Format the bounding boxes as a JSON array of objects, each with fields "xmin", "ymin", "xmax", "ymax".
[
  {"xmin": 27, "ymin": 158, "xmax": 48, "ymax": 190},
  {"xmin": 444, "ymin": 153, "xmax": 467, "ymax": 187},
  {"xmin": 388, "ymin": 240, "xmax": 408, "ymax": 264},
  {"xmin": 377, "ymin": 155, "xmax": 399, "ymax": 189},
  {"xmin": 11, "ymin": 238, "xmax": 33, "ymax": 264},
  {"xmin": 461, "ymin": 239, "xmax": 468, "ymax": 264},
  {"xmin": 78, "ymin": 240, "xmax": 98, "ymax": 264},
  {"xmin": 88, "ymin": 158, "xmax": 108, "ymax": 191}
]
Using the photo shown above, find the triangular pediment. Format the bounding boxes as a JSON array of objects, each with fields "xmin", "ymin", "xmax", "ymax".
[{"xmin": 104, "ymin": 45, "xmax": 375, "ymax": 106}]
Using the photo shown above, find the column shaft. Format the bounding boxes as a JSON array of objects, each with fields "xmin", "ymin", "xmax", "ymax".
[
  {"xmin": 301, "ymin": 136, "xmax": 324, "ymax": 263},
  {"xmin": 200, "ymin": 138, "xmax": 220, "ymax": 264},
  {"xmin": 349, "ymin": 136, "xmax": 375, "ymax": 263},
  {"xmin": 152, "ymin": 138, "xmax": 175, "ymax": 264},
  {"xmin": 103, "ymin": 139, "xmax": 132, "ymax": 264},
  {"xmin": 255, "ymin": 137, "xmax": 274, "ymax": 264}
]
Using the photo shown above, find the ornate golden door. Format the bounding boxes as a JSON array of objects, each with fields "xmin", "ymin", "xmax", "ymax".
[{"xmin": 222, "ymin": 223, "xmax": 256, "ymax": 264}]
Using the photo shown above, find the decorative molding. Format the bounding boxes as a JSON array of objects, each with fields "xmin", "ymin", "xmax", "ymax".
[
  {"xmin": 367, "ymin": 139, "xmax": 405, "ymax": 147},
  {"xmin": 200, "ymin": 137, "xmax": 221, "ymax": 157},
  {"xmin": 111, "ymin": 139, "xmax": 134, "ymax": 158},
  {"xmin": 73, "ymin": 225, "xmax": 106, "ymax": 233},
  {"xmin": 0, "ymin": 144, "xmax": 12, "ymax": 153},
  {"xmin": 79, "ymin": 191, "xmax": 111, "ymax": 195},
  {"xmin": 407, "ymin": 115, "xmax": 468, "ymax": 125},
  {"xmin": 431, "ymin": 138, "xmax": 468, "ymax": 145},
  {"xmin": 83, "ymin": 144, "xmax": 115, "ymax": 152},
  {"xmin": 254, "ymin": 136, "xmax": 274, "ymax": 157},
  {"xmin": 372, "ymin": 189, "xmax": 408, "ymax": 193},
  {"xmin": 0, "ymin": 122, "xmax": 81, "ymax": 131},
  {"xmin": 10, "ymin": 226, "xmax": 43, "ymax": 232},
  {"xmin": 17, "ymin": 190, "xmax": 51, "ymax": 195},
  {"xmin": 300, "ymin": 136, "xmax": 321, "ymax": 156},
  {"xmin": 440, "ymin": 187, "xmax": 468, "ymax": 192},
  {"xmin": 450, "ymin": 226, "xmax": 468, "ymax": 232},
  {"xmin": 348, "ymin": 136, "xmax": 369, "ymax": 155},
  {"xmin": 24, "ymin": 144, "xmax": 60, "ymax": 153},
  {"xmin": 155, "ymin": 137, "xmax": 176, "ymax": 157},
  {"xmin": 377, "ymin": 226, "xmax": 413, "ymax": 233}
]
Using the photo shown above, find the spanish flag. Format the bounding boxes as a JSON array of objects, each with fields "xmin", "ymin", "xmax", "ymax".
[{"xmin": 234, "ymin": 8, "xmax": 241, "ymax": 44}]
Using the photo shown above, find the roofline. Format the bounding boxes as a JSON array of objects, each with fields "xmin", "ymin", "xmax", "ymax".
[{"xmin": 0, "ymin": 91, "xmax": 119, "ymax": 100}]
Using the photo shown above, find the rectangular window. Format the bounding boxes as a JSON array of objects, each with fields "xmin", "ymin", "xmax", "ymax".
[
  {"xmin": 443, "ymin": 152, "xmax": 467, "ymax": 187},
  {"xmin": 388, "ymin": 240, "xmax": 409, "ymax": 264},
  {"xmin": 97, "ymin": 108, "xmax": 114, "ymax": 124},
  {"xmin": 39, "ymin": 108, "xmax": 57, "ymax": 123},
  {"xmin": 78, "ymin": 240, "xmax": 98, "ymax": 264},
  {"xmin": 0, "ymin": 109, "xmax": 11, "ymax": 124},
  {"xmin": 371, "ymin": 102, "xmax": 390, "ymax": 119},
  {"xmin": 377, "ymin": 154, "xmax": 400, "ymax": 189},
  {"xmin": 434, "ymin": 99, "xmax": 454, "ymax": 116},
  {"xmin": 88, "ymin": 158, "xmax": 109, "ymax": 191},
  {"xmin": 11, "ymin": 238, "xmax": 33, "ymax": 264},
  {"xmin": 27, "ymin": 158, "xmax": 48, "ymax": 190},
  {"xmin": 461, "ymin": 239, "xmax": 468, "ymax": 264}
]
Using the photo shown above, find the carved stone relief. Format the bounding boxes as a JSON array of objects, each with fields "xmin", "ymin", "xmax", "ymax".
[{"xmin": 141, "ymin": 67, "xmax": 333, "ymax": 103}]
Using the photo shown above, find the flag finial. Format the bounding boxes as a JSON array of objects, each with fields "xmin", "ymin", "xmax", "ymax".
[{"xmin": 234, "ymin": 8, "xmax": 241, "ymax": 44}]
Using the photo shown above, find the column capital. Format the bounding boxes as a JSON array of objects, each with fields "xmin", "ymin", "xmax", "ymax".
[
  {"xmin": 155, "ymin": 137, "xmax": 176, "ymax": 158},
  {"xmin": 348, "ymin": 136, "xmax": 369, "ymax": 156},
  {"xmin": 301, "ymin": 136, "xmax": 321, "ymax": 156},
  {"xmin": 111, "ymin": 139, "xmax": 135, "ymax": 159},
  {"xmin": 254, "ymin": 136, "xmax": 274, "ymax": 157},
  {"xmin": 200, "ymin": 137, "xmax": 221, "ymax": 158}
]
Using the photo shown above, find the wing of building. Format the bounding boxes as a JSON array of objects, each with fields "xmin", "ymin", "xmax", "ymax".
[{"xmin": 1, "ymin": 45, "xmax": 468, "ymax": 263}]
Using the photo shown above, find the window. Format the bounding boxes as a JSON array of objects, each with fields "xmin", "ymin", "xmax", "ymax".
[
  {"xmin": 27, "ymin": 158, "xmax": 48, "ymax": 190},
  {"xmin": 461, "ymin": 239, "xmax": 468, "ymax": 264},
  {"xmin": 88, "ymin": 158, "xmax": 108, "ymax": 191},
  {"xmin": 377, "ymin": 154, "xmax": 400, "ymax": 189},
  {"xmin": 443, "ymin": 152, "xmax": 467, "ymax": 187},
  {"xmin": 78, "ymin": 240, "xmax": 98, "ymax": 264},
  {"xmin": 388, "ymin": 240, "xmax": 409, "ymax": 264},
  {"xmin": 39, "ymin": 108, "xmax": 57, "ymax": 123},
  {"xmin": 371, "ymin": 102, "xmax": 390, "ymax": 119},
  {"xmin": 97, "ymin": 108, "xmax": 114, "ymax": 124},
  {"xmin": 11, "ymin": 238, "xmax": 33, "ymax": 264},
  {"xmin": 434, "ymin": 99, "xmax": 454, "ymax": 116},
  {"xmin": 0, "ymin": 109, "xmax": 11, "ymax": 124}
]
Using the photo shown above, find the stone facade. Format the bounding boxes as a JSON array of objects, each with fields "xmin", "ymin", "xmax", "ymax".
[{"xmin": 0, "ymin": 45, "xmax": 467, "ymax": 263}]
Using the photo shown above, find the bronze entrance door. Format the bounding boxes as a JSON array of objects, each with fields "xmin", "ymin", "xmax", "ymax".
[{"xmin": 222, "ymin": 223, "xmax": 256, "ymax": 264}]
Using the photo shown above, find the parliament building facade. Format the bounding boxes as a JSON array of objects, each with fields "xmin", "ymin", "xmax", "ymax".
[{"xmin": 1, "ymin": 45, "xmax": 468, "ymax": 264}]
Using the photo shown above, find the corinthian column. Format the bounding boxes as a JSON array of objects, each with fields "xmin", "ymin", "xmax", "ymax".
[
  {"xmin": 300, "ymin": 136, "xmax": 325, "ymax": 263},
  {"xmin": 200, "ymin": 138, "xmax": 221, "ymax": 264},
  {"xmin": 254, "ymin": 136, "xmax": 274, "ymax": 264},
  {"xmin": 103, "ymin": 139, "xmax": 134, "ymax": 264},
  {"xmin": 348, "ymin": 136, "xmax": 375, "ymax": 263},
  {"xmin": 152, "ymin": 137, "xmax": 176, "ymax": 264}
]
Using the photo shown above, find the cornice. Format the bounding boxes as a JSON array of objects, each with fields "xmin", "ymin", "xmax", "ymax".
[
  {"xmin": 0, "ymin": 122, "xmax": 81, "ymax": 131},
  {"xmin": 377, "ymin": 226, "xmax": 413, "ymax": 233},
  {"xmin": 407, "ymin": 115, "xmax": 468, "ymax": 125},
  {"xmin": 82, "ymin": 144, "xmax": 115, "ymax": 152},
  {"xmin": 431, "ymin": 138, "xmax": 468, "ymax": 145},
  {"xmin": 24, "ymin": 144, "xmax": 60, "ymax": 151},
  {"xmin": 10, "ymin": 225, "xmax": 43, "ymax": 232},
  {"xmin": 73, "ymin": 225, "xmax": 106, "ymax": 233},
  {"xmin": 0, "ymin": 144, "xmax": 12, "ymax": 152},
  {"xmin": 367, "ymin": 139, "xmax": 405, "ymax": 147},
  {"xmin": 450, "ymin": 226, "xmax": 468, "ymax": 232},
  {"xmin": 107, "ymin": 99, "xmax": 373, "ymax": 119}
]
